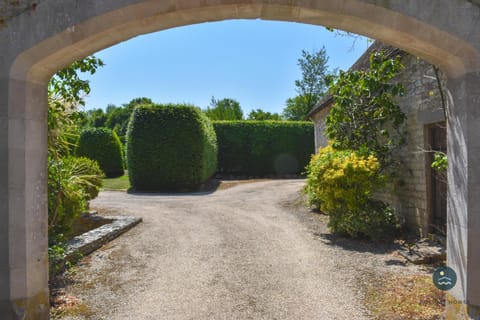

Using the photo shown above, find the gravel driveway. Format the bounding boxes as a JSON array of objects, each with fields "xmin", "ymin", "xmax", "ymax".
[{"xmin": 60, "ymin": 179, "xmax": 420, "ymax": 320}]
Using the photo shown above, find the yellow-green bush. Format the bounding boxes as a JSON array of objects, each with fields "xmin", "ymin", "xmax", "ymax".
[{"xmin": 305, "ymin": 146, "xmax": 398, "ymax": 240}]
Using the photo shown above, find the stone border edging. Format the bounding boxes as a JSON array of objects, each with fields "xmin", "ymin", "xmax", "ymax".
[{"xmin": 64, "ymin": 215, "xmax": 142, "ymax": 262}]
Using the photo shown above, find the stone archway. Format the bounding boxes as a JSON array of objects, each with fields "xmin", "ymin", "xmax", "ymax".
[{"xmin": 1, "ymin": 1, "xmax": 480, "ymax": 319}]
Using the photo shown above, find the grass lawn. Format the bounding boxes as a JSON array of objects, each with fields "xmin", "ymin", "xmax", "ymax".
[{"xmin": 103, "ymin": 174, "xmax": 130, "ymax": 191}]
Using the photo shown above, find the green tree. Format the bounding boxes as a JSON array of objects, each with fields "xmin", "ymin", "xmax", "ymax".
[
  {"xmin": 247, "ymin": 109, "xmax": 282, "ymax": 121},
  {"xmin": 282, "ymin": 95, "xmax": 311, "ymax": 121},
  {"xmin": 86, "ymin": 108, "xmax": 107, "ymax": 127},
  {"xmin": 204, "ymin": 97, "xmax": 243, "ymax": 120},
  {"xmin": 305, "ymin": 49, "xmax": 404, "ymax": 240},
  {"xmin": 325, "ymin": 51, "xmax": 406, "ymax": 168},
  {"xmin": 71, "ymin": 110, "xmax": 89, "ymax": 128},
  {"xmin": 48, "ymin": 56, "xmax": 105, "ymax": 239},
  {"xmin": 48, "ymin": 56, "xmax": 104, "ymax": 108},
  {"xmin": 283, "ymin": 47, "xmax": 332, "ymax": 120},
  {"xmin": 123, "ymin": 97, "xmax": 153, "ymax": 111},
  {"xmin": 105, "ymin": 105, "xmax": 129, "ymax": 134},
  {"xmin": 48, "ymin": 57, "xmax": 104, "ymax": 158},
  {"xmin": 104, "ymin": 97, "xmax": 153, "ymax": 143},
  {"xmin": 77, "ymin": 97, "xmax": 153, "ymax": 143}
]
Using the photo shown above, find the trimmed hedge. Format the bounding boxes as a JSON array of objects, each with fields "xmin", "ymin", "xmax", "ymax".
[
  {"xmin": 213, "ymin": 121, "xmax": 314, "ymax": 176},
  {"xmin": 126, "ymin": 104, "xmax": 217, "ymax": 191},
  {"xmin": 76, "ymin": 127, "xmax": 124, "ymax": 178}
]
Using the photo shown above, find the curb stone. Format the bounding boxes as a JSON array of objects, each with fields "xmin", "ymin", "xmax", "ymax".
[{"xmin": 64, "ymin": 215, "xmax": 142, "ymax": 263}]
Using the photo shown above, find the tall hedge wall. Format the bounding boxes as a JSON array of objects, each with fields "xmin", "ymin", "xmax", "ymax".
[
  {"xmin": 76, "ymin": 127, "xmax": 124, "ymax": 178},
  {"xmin": 213, "ymin": 121, "xmax": 314, "ymax": 176},
  {"xmin": 126, "ymin": 104, "xmax": 217, "ymax": 191}
]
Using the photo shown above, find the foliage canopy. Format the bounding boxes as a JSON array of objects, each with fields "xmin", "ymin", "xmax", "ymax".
[
  {"xmin": 283, "ymin": 47, "xmax": 333, "ymax": 120},
  {"xmin": 305, "ymin": 50, "xmax": 406, "ymax": 240},
  {"xmin": 325, "ymin": 51, "xmax": 406, "ymax": 168},
  {"xmin": 48, "ymin": 56, "xmax": 104, "ymax": 108},
  {"xmin": 247, "ymin": 109, "xmax": 282, "ymax": 121},
  {"xmin": 204, "ymin": 97, "xmax": 243, "ymax": 120}
]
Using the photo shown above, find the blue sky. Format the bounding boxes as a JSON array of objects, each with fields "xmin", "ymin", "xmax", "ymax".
[{"xmin": 83, "ymin": 19, "xmax": 369, "ymax": 115}]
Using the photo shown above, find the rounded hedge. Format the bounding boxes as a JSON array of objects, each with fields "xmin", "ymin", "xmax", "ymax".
[
  {"xmin": 126, "ymin": 103, "xmax": 217, "ymax": 191},
  {"xmin": 76, "ymin": 127, "xmax": 124, "ymax": 178}
]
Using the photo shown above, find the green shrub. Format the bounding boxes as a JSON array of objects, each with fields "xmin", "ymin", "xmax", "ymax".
[
  {"xmin": 305, "ymin": 145, "xmax": 398, "ymax": 240},
  {"xmin": 48, "ymin": 156, "xmax": 104, "ymax": 236},
  {"xmin": 76, "ymin": 127, "xmax": 124, "ymax": 178},
  {"xmin": 126, "ymin": 103, "xmax": 217, "ymax": 191},
  {"xmin": 75, "ymin": 157, "xmax": 105, "ymax": 200},
  {"xmin": 213, "ymin": 120, "xmax": 314, "ymax": 176}
]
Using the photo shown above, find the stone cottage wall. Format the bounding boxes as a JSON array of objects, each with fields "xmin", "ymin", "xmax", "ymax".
[
  {"xmin": 379, "ymin": 54, "xmax": 446, "ymax": 236},
  {"xmin": 312, "ymin": 106, "xmax": 331, "ymax": 152},
  {"xmin": 311, "ymin": 53, "xmax": 447, "ymax": 236}
]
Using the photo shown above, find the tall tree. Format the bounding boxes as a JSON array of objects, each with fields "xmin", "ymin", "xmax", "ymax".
[
  {"xmin": 282, "ymin": 95, "xmax": 310, "ymax": 121},
  {"xmin": 325, "ymin": 51, "xmax": 406, "ymax": 168},
  {"xmin": 283, "ymin": 47, "xmax": 332, "ymax": 120},
  {"xmin": 86, "ymin": 108, "xmax": 107, "ymax": 128},
  {"xmin": 204, "ymin": 97, "xmax": 243, "ymax": 120},
  {"xmin": 247, "ymin": 109, "xmax": 282, "ymax": 121}
]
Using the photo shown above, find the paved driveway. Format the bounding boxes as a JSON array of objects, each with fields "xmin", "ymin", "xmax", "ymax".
[{"xmin": 62, "ymin": 180, "xmax": 374, "ymax": 319}]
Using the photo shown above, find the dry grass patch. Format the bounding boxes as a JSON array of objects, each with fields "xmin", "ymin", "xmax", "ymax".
[
  {"xmin": 365, "ymin": 272, "xmax": 445, "ymax": 319},
  {"xmin": 50, "ymin": 288, "xmax": 93, "ymax": 319}
]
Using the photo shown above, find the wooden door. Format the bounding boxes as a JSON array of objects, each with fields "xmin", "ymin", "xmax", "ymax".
[{"xmin": 426, "ymin": 122, "xmax": 447, "ymax": 234}]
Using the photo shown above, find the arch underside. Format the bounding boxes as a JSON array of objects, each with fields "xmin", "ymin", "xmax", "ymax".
[{"xmin": 5, "ymin": 0, "xmax": 480, "ymax": 83}]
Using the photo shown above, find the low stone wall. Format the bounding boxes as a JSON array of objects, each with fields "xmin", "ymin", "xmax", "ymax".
[{"xmin": 64, "ymin": 214, "xmax": 142, "ymax": 263}]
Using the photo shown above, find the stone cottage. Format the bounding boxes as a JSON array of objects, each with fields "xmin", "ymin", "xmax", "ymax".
[{"xmin": 308, "ymin": 41, "xmax": 447, "ymax": 237}]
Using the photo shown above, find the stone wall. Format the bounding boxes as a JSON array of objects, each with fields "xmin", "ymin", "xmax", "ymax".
[
  {"xmin": 0, "ymin": 0, "xmax": 40, "ymax": 28},
  {"xmin": 385, "ymin": 54, "xmax": 446, "ymax": 236},
  {"xmin": 311, "ymin": 106, "xmax": 330, "ymax": 152},
  {"xmin": 311, "ymin": 53, "xmax": 446, "ymax": 236}
]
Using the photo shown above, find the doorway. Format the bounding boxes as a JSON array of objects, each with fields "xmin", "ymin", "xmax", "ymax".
[{"xmin": 425, "ymin": 121, "xmax": 447, "ymax": 234}]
